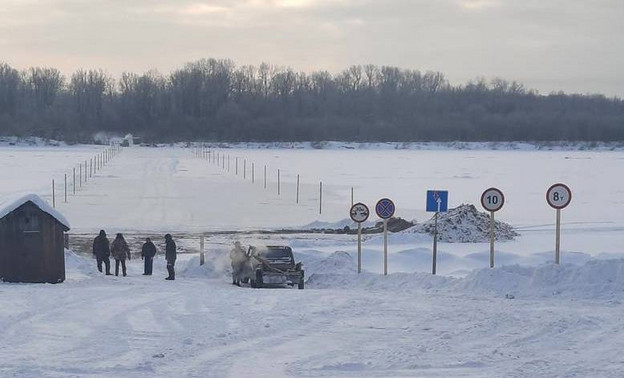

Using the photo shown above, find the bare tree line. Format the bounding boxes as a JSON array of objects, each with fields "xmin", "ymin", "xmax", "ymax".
[{"xmin": 1, "ymin": 59, "xmax": 623, "ymax": 143}]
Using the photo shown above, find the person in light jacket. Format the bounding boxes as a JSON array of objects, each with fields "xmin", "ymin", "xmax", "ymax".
[
  {"xmin": 165, "ymin": 233, "xmax": 177, "ymax": 280},
  {"xmin": 110, "ymin": 233, "xmax": 131, "ymax": 276}
]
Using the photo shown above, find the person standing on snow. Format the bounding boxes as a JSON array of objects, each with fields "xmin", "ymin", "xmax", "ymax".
[
  {"xmin": 111, "ymin": 233, "xmax": 131, "ymax": 276},
  {"xmin": 141, "ymin": 237, "xmax": 157, "ymax": 275},
  {"xmin": 165, "ymin": 234, "xmax": 177, "ymax": 280},
  {"xmin": 92, "ymin": 230, "xmax": 112, "ymax": 275},
  {"xmin": 230, "ymin": 241, "xmax": 248, "ymax": 286}
]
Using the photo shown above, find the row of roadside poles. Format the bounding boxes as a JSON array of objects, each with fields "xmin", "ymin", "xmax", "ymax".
[{"xmin": 349, "ymin": 183, "xmax": 573, "ymax": 275}]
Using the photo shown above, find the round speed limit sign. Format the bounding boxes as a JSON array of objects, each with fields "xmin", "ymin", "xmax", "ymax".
[
  {"xmin": 481, "ymin": 187, "xmax": 505, "ymax": 212},
  {"xmin": 546, "ymin": 183, "xmax": 572, "ymax": 209}
]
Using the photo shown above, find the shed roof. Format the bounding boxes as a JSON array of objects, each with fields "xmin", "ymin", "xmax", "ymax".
[{"xmin": 0, "ymin": 193, "xmax": 71, "ymax": 229}]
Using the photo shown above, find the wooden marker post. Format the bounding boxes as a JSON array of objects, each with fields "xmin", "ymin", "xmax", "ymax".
[
  {"xmin": 375, "ymin": 198, "xmax": 395, "ymax": 276},
  {"xmin": 200, "ymin": 235, "xmax": 205, "ymax": 266},
  {"xmin": 264, "ymin": 165, "xmax": 267, "ymax": 189},
  {"xmin": 296, "ymin": 174, "xmax": 300, "ymax": 204},
  {"xmin": 350, "ymin": 203, "xmax": 370, "ymax": 274},
  {"xmin": 319, "ymin": 181, "xmax": 323, "ymax": 214},
  {"xmin": 73, "ymin": 168, "xmax": 76, "ymax": 194},
  {"xmin": 481, "ymin": 188, "xmax": 505, "ymax": 268},
  {"xmin": 79, "ymin": 164, "xmax": 82, "ymax": 187},
  {"xmin": 546, "ymin": 183, "xmax": 572, "ymax": 264},
  {"xmin": 351, "ymin": 187, "xmax": 354, "ymax": 207}
]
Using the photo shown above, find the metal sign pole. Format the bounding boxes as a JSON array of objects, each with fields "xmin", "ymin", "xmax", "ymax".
[
  {"xmin": 432, "ymin": 211, "xmax": 437, "ymax": 275},
  {"xmin": 555, "ymin": 209, "xmax": 561, "ymax": 264},
  {"xmin": 383, "ymin": 219, "xmax": 388, "ymax": 275},
  {"xmin": 490, "ymin": 211, "xmax": 495, "ymax": 268},
  {"xmin": 358, "ymin": 222, "xmax": 362, "ymax": 274}
]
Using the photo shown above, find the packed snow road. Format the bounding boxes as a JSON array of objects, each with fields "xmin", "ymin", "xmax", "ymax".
[{"xmin": 2, "ymin": 256, "xmax": 624, "ymax": 377}]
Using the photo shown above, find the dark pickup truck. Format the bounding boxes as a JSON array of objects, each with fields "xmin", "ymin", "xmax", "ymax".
[{"xmin": 250, "ymin": 246, "xmax": 304, "ymax": 289}]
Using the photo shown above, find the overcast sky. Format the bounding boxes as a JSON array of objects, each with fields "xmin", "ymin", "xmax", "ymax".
[{"xmin": 1, "ymin": 0, "xmax": 623, "ymax": 96}]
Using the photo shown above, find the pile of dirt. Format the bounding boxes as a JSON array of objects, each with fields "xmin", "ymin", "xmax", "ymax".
[{"xmin": 411, "ymin": 204, "xmax": 518, "ymax": 243}]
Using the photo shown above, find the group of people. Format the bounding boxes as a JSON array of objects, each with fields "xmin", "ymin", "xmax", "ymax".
[{"xmin": 92, "ymin": 230, "xmax": 178, "ymax": 280}]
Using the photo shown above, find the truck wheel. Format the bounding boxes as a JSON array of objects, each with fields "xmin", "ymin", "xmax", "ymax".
[
  {"xmin": 298, "ymin": 278, "xmax": 304, "ymax": 290},
  {"xmin": 250, "ymin": 279, "xmax": 256, "ymax": 288}
]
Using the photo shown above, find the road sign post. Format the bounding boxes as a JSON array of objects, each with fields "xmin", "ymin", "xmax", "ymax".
[
  {"xmin": 481, "ymin": 187, "xmax": 505, "ymax": 268},
  {"xmin": 375, "ymin": 198, "xmax": 395, "ymax": 276},
  {"xmin": 350, "ymin": 202, "xmax": 370, "ymax": 274},
  {"xmin": 546, "ymin": 183, "xmax": 572, "ymax": 264},
  {"xmin": 426, "ymin": 190, "xmax": 448, "ymax": 275}
]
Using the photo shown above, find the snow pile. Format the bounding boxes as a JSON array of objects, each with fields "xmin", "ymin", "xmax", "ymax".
[
  {"xmin": 304, "ymin": 251, "xmax": 356, "ymax": 277},
  {"xmin": 180, "ymin": 249, "xmax": 231, "ymax": 279},
  {"xmin": 64, "ymin": 249, "xmax": 98, "ymax": 279},
  {"xmin": 410, "ymin": 204, "xmax": 517, "ymax": 242}
]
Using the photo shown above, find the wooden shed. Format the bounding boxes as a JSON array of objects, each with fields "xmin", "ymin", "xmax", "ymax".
[{"xmin": 0, "ymin": 193, "xmax": 70, "ymax": 283}]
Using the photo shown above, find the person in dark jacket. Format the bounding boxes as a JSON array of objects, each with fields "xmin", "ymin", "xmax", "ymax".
[
  {"xmin": 110, "ymin": 233, "xmax": 131, "ymax": 276},
  {"xmin": 92, "ymin": 230, "xmax": 112, "ymax": 275},
  {"xmin": 141, "ymin": 237, "xmax": 157, "ymax": 275},
  {"xmin": 165, "ymin": 233, "xmax": 177, "ymax": 280}
]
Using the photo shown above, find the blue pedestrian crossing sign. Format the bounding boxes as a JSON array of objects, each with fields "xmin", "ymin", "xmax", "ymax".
[
  {"xmin": 375, "ymin": 198, "xmax": 396, "ymax": 219},
  {"xmin": 426, "ymin": 190, "xmax": 448, "ymax": 212}
]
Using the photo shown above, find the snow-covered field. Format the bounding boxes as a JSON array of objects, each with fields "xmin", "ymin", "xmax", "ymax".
[{"xmin": 2, "ymin": 144, "xmax": 624, "ymax": 377}]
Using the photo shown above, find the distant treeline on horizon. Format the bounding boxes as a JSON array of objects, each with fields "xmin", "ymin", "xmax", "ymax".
[{"xmin": 1, "ymin": 59, "xmax": 623, "ymax": 143}]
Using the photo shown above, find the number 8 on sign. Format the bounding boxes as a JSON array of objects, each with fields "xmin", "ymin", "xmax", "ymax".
[{"xmin": 546, "ymin": 183, "xmax": 572, "ymax": 209}]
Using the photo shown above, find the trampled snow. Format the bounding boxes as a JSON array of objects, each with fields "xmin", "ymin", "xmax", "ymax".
[{"xmin": 2, "ymin": 143, "xmax": 624, "ymax": 376}]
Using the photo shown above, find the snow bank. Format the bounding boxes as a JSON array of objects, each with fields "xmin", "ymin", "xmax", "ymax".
[
  {"xmin": 190, "ymin": 140, "xmax": 624, "ymax": 151},
  {"xmin": 0, "ymin": 193, "xmax": 70, "ymax": 229},
  {"xmin": 180, "ymin": 249, "xmax": 231, "ymax": 279},
  {"xmin": 180, "ymin": 256, "xmax": 225, "ymax": 279},
  {"xmin": 304, "ymin": 251, "xmax": 357, "ymax": 277},
  {"xmin": 409, "ymin": 204, "xmax": 517, "ymax": 243},
  {"xmin": 307, "ymin": 255, "xmax": 624, "ymax": 300},
  {"xmin": 461, "ymin": 259, "xmax": 624, "ymax": 299}
]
